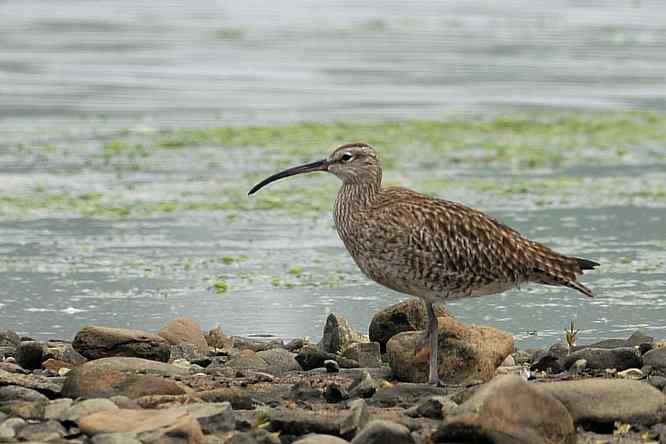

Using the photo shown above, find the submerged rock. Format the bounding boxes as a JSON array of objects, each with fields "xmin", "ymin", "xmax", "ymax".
[
  {"xmin": 72, "ymin": 326, "xmax": 170, "ymax": 362},
  {"xmin": 369, "ymin": 299, "xmax": 448, "ymax": 353},
  {"xmin": 387, "ymin": 315, "xmax": 513, "ymax": 384},
  {"xmin": 432, "ymin": 375, "xmax": 575, "ymax": 444}
]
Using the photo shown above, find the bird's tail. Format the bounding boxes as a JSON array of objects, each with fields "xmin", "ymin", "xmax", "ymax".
[{"xmin": 575, "ymin": 257, "xmax": 600, "ymax": 271}]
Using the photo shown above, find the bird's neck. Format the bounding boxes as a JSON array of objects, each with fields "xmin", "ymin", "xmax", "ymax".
[{"xmin": 334, "ymin": 182, "xmax": 380, "ymax": 230}]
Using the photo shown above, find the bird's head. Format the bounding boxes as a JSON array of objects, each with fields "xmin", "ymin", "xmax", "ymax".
[{"xmin": 248, "ymin": 143, "xmax": 381, "ymax": 195}]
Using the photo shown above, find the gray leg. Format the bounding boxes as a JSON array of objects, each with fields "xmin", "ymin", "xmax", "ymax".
[{"xmin": 426, "ymin": 302, "xmax": 441, "ymax": 386}]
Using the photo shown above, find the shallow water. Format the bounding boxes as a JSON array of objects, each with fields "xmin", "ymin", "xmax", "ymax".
[{"xmin": 0, "ymin": 1, "xmax": 665, "ymax": 348}]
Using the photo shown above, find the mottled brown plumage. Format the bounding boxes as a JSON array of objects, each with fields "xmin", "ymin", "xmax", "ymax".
[{"xmin": 249, "ymin": 142, "xmax": 598, "ymax": 384}]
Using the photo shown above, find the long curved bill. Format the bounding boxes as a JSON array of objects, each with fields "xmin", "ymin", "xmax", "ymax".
[{"xmin": 248, "ymin": 159, "xmax": 329, "ymax": 195}]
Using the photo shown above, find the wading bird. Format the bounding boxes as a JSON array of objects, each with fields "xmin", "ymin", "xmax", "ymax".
[{"xmin": 248, "ymin": 143, "xmax": 598, "ymax": 385}]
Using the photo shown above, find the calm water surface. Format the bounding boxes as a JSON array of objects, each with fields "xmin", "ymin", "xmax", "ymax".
[{"xmin": 0, "ymin": 0, "xmax": 665, "ymax": 347}]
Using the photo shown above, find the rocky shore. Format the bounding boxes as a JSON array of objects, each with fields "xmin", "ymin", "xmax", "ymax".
[{"xmin": 0, "ymin": 298, "xmax": 664, "ymax": 444}]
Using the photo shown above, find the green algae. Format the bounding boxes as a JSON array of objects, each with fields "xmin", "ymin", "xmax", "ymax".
[{"xmin": 3, "ymin": 110, "xmax": 666, "ymax": 219}]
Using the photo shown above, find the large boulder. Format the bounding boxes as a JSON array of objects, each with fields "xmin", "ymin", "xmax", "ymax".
[
  {"xmin": 533, "ymin": 378, "xmax": 666, "ymax": 427},
  {"xmin": 319, "ymin": 313, "xmax": 366, "ymax": 354},
  {"xmin": 158, "ymin": 317, "xmax": 209, "ymax": 354},
  {"xmin": 387, "ymin": 315, "xmax": 513, "ymax": 384},
  {"xmin": 369, "ymin": 299, "xmax": 447, "ymax": 353},
  {"xmin": 73, "ymin": 326, "xmax": 170, "ymax": 362},
  {"xmin": 432, "ymin": 375, "xmax": 575, "ymax": 444},
  {"xmin": 61, "ymin": 357, "xmax": 188, "ymax": 399}
]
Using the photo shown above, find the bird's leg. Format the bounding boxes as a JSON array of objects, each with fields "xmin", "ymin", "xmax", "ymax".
[{"xmin": 426, "ymin": 302, "xmax": 443, "ymax": 386}]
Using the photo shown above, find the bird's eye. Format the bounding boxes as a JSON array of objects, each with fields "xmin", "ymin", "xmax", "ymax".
[{"xmin": 341, "ymin": 153, "xmax": 353, "ymax": 162}]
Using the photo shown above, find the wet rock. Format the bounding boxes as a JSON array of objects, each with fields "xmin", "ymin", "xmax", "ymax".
[
  {"xmin": 16, "ymin": 419, "xmax": 65, "ymax": 441},
  {"xmin": 16, "ymin": 341, "xmax": 45, "ymax": 370},
  {"xmin": 0, "ymin": 384, "xmax": 49, "ymax": 402},
  {"xmin": 196, "ymin": 387, "xmax": 255, "ymax": 410},
  {"xmin": 369, "ymin": 298, "xmax": 448, "ymax": 353},
  {"xmin": 534, "ymin": 378, "xmax": 666, "ymax": 427},
  {"xmin": 226, "ymin": 350, "xmax": 270, "ymax": 370},
  {"xmin": 44, "ymin": 398, "xmax": 74, "ymax": 419},
  {"xmin": 79, "ymin": 408, "xmax": 204, "ymax": 443},
  {"xmin": 341, "ymin": 342, "xmax": 382, "ymax": 368},
  {"xmin": 563, "ymin": 347, "xmax": 641, "ymax": 371},
  {"xmin": 405, "ymin": 396, "xmax": 457, "ymax": 419},
  {"xmin": 319, "ymin": 313, "xmax": 366, "ymax": 354},
  {"xmin": 296, "ymin": 351, "xmax": 359, "ymax": 371},
  {"xmin": 205, "ymin": 325, "xmax": 234, "ymax": 350},
  {"xmin": 351, "ymin": 420, "xmax": 415, "ymax": 444},
  {"xmin": 0, "ymin": 417, "xmax": 26, "ymax": 441},
  {"xmin": 62, "ymin": 357, "xmax": 188, "ymax": 399},
  {"xmin": 174, "ymin": 402, "xmax": 235, "ymax": 434},
  {"xmin": 325, "ymin": 360, "xmax": 340, "ymax": 373},
  {"xmin": 387, "ymin": 315, "xmax": 513, "ymax": 384},
  {"xmin": 295, "ymin": 435, "xmax": 350, "ymax": 444},
  {"xmin": 91, "ymin": 432, "xmax": 142, "ymax": 444},
  {"xmin": 62, "ymin": 398, "xmax": 119, "ymax": 422},
  {"xmin": 530, "ymin": 353, "xmax": 564, "ymax": 374},
  {"xmin": 159, "ymin": 316, "xmax": 209, "ymax": 354},
  {"xmin": 643, "ymin": 348, "xmax": 666, "ymax": 374},
  {"xmin": 432, "ymin": 375, "xmax": 575, "ymax": 444},
  {"xmin": 340, "ymin": 399, "xmax": 369, "ymax": 440},
  {"xmin": 0, "ymin": 368, "xmax": 62, "ymax": 397},
  {"xmin": 73, "ymin": 326, "xmax": 170, "ymax": 362},
  {"xmin": 0, "ymin": 330, "xmax": 20, "ymax": 351},
  {"xmin": 324, "ymin": 383, "xmax": 347, "ymax": 403},
  {"xmin": 257, "ymin": 348, "xmax": 301, "ymax": 374}
]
